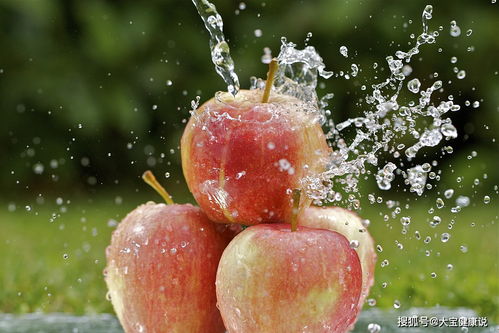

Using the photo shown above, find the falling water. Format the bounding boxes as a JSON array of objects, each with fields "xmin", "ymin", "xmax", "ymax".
[{"xmin": 191, "ymin": 0, "xmax": 240, "ymax": 96}]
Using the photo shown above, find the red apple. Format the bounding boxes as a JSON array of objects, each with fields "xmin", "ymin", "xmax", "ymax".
[
  {"xmin": 181, "ymin": 59, "xmax": 330, "ymax": 225},
  {"xmin": 181, "ymin": 88, "xmax": 330, "ymax": 225},
  {"xmin": 298, "ymin": 206, "xmax": 377, "ymax": 310},
  {"xmin": 104, "ymin": 172, "xmax": 229, "ymax": 333},
  {"xmin": 216, "ymin": 223, "xmax": 362, "ymax": 333}
]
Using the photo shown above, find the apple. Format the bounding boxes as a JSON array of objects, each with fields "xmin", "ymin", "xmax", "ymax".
[
  {"xmin": 104, "ymin": 171, "xmax": 228, "ymax": 333},
  {"xmin": 216, "ymin": 223, "xmax": 362, "ymax": 333},
  {"xmin": 298, "ymin": 206, "xmax": 377, "ymax": 310},
  {"xmin": 181, "ymin": 59, "xmax": 330, "ymax": 225}
]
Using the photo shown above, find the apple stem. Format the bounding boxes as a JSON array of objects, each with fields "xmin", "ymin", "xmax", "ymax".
[
  {"xmin": 261, "ymin": 58, "xmax": 278, "ymax": 103},
  {"xmin": 142, "ymin": 170, "xmax": 174, "ymax": 205},
  {"xmin": 290, "ymin": 189, "xmax": 301, "ymax": 232}
]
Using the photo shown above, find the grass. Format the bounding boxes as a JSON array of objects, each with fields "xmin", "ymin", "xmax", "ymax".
[
  {"xmin": 362, "ymin": 199, "xmax": 498, "ymax": 322},
  {"xmin": 0, "ymin": 192, "xmax": 497, "ymax": 322}
]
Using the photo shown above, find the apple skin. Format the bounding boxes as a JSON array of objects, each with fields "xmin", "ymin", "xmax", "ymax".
[
  {"xmin": 181, "ymin": 89, "xmax": 331, "ymax": 225},
  {"xmin": 298, "ymin": 206, "xmax": 377, "ymax": 310},
  {"xmin": 216, "ymin": 223, "xmax": 362, "ymax": 333},
  {"xmin": 105, "ymin": 203, "xmax": 228, "ymax": 333}
]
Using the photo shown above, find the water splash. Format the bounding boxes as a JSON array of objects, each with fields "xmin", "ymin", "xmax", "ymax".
[
  {"xmin": 191, "ymin": 0, "xmax": 240, "ymax": 95},
  {"xmin": 272, "ymin": 37, "xmax": 333, "ymax": 105},
  {"xmin": 291, "ymin": 4, "xmax": 463, "ymax": 205},
  {"xmin": 192, "ymin": 3, "xmax": 464, "ymax": 207}
]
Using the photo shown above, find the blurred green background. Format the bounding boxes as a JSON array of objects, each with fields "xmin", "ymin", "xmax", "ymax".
[{"xmin": 0, "ymin": 0, "xmax": 497, "ymax": 324}]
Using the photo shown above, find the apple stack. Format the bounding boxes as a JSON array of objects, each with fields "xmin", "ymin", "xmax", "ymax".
[{"xmin": 105, "ymin": 60, "xmax": 377, "ymax": 333}]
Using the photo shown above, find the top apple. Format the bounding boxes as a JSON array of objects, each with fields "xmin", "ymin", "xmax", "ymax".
[{"xmin": 181, "ymin": 87, "xmax": 330, "ymax": 225}]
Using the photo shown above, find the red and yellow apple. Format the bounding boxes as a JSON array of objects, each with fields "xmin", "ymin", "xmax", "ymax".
[
  {"xmin": 298, "ymin": 206, "xmax": 377, "ymax": 310},
  {"xmin": 105, "ymin": 172, "xmax": 229, "ymax": 333},
  {"xmin": 181, "ymin": 89, "xmax": 330, "ymax": 225},
  {"xmin": 216, "ymin": 223, "xmax": 362, "ymax": 333}
]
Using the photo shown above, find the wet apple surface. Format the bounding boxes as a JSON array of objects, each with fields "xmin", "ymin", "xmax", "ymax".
[
  {"xmin": 181, "ymin": 89, "xmax": 330, "ymax": 225},
  {"xmin": 105, "ymin": 172, "xmax": 231, "ymax": 333},
  {"xmin": 298, "ymin": 206, "xmax": 377, "ymax": 311},
  {"xmin": 105, "ymin": 203, "xmax": 228, "ymax": 332},
  {"xmin": 216, "ymin": 223, "xmax": 363, "ymax": 333}
]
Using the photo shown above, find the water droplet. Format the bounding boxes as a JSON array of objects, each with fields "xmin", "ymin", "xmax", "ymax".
[
  {"xmin": 450, "ymin": 21, "xmax": 461, "ymax": 37},
  {"xmin": 483, "ymin": 195, "xmax": 491, "ymax": 204},
  {"xmin": 460, "ymin": 245, "xmax": 468, "ymax": 253},
  {"xmin": 402, "ymin": 64, "xmax": 412, "ymax": 76},
  {"xmin": 278, "ymin": 159, "xmax": 294, "ymax": 174},
  {"xmin": 400, "ymin": 216, "xmax": 411, "ymax": 226},
  {"xmin": 457, "ymin": 70, "xmax": 466, "ymax": 79},
  {"xmin": 121, "ymin": 247, "xmax": 131, "ymax": 254},
  {"xmin": 351, "ymin": 64, "xmax": 359, "ymax": 77},
  {"xmin": 455, "ymin": 196, "xmax": 470, "ymax": 207},
  {"xmin": 349, "ymin": 240, "xmax": 359, "ymax": 249},
  {"xmin": 49, "ymin": 159, "xmax": 59, "ymax": 169},
  {"xmin": 368, "ymin": 323, "xmax": 381, "ymax": 333},
  {"xmin": 441, "ymin": 233, "xmax": 450, "ymax": 242},
  {"xmin": 436, "ymin": 198, "xmax": 445, "ymax": 209},
  {"xmin": 407, "ymin": 78, "xmax": 421, "ymax": 93},
  {"xmin": 406, "ymin": 165, "xmax": 430, "ymax": 196},
  {"xmin": 33, "ymin": 163, "xmax": 44, "ymax": 175},
  {"xmin": 431, "ymin": 80, "xmax": 443, "ymax": 90},
  {"xmin": 260, "ymin": 47, "xmax": 272, "ymax": 64},
  {"xmin": 441, "ymin": 123, "xmax": 458, "ymax": 138},
  {"xmin": 393, "ymin": 300, "xmax": 401, "ymax": 309},
  {"xmin": 339, "ymin": 46, "xmax": 348, "ymax": 58},
  {"xmin": 7, "ymin": 203, "xmax": 16, "ymax": 212},
  {"xmin": 254, "ymin": 29, "xmax": 262, "ymax": 37},
  {"xmin": 376, "ymin": 162, "xmax": 397, "ymax": 190},
  {"xmin": 444, "ymin": 189, "xmax": 454, "ymax": 199},
  {"xmin": 430, "ymin": 216, "xmax": 441, "ymax": 227}
]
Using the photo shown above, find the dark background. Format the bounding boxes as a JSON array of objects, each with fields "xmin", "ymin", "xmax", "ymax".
[
  {"xmin": 0, "ymin": 0, "xmax": 497, "ymax": 200},
  {"xmin": 0, "ymin": 0, "xmax": 497, "ymax": 320}
]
